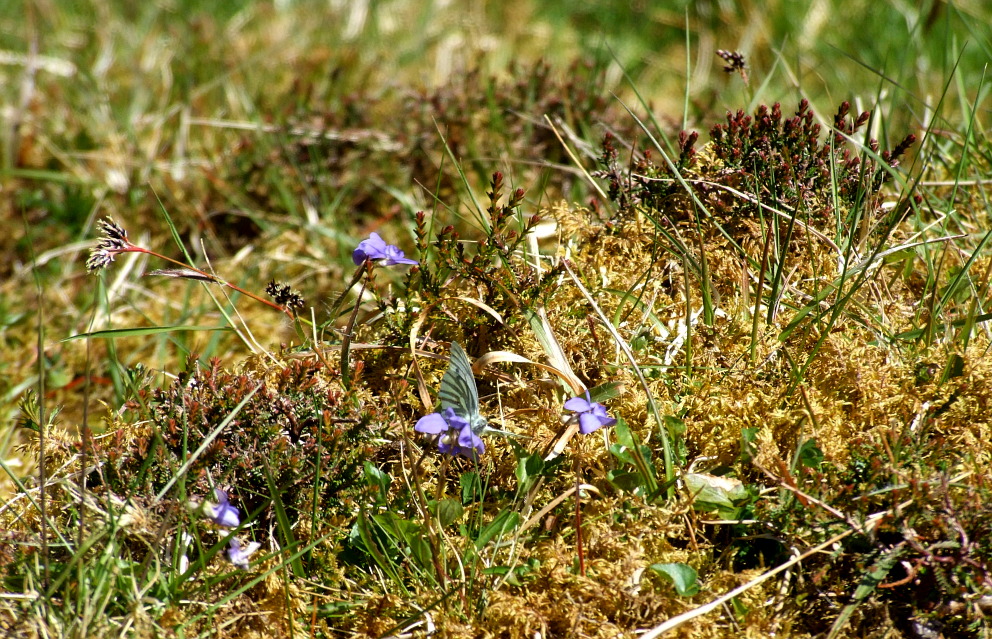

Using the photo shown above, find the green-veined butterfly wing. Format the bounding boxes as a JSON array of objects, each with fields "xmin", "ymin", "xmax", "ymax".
[{"xmin": 439, "ymin": 342, "xmax": 487, "ymax": 433}]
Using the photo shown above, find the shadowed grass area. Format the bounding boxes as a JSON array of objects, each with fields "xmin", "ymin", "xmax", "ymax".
[{"xmin": 2, "ymin": 1, "xmax": 992, "ymax": 637}]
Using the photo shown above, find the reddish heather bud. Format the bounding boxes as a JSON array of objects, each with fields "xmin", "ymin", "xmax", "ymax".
[
  {"xmin": 602, "ymin": 132, "xmax": 617, "ymax": 157},
  {"xmin": 890, "ymin": 134, "xmax": 917, "ymax": 162}
]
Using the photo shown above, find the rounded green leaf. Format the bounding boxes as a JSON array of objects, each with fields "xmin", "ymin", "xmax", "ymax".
[{"xmin": 649, "ymin": 562, "xmax": 700, "ymax": 596}]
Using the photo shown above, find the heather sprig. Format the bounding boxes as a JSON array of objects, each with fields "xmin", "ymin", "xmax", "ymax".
[{"xmin": 414, "ymin": 172, "xmax": 552, "ymax": 326}]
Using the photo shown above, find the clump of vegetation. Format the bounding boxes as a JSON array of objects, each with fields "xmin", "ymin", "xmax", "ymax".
[{"xmin": 101, "ymin": 354, "xmax": 371, "ymax": 526}]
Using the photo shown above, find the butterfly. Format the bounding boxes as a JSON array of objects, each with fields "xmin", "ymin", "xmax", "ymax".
[
  {"xmin": 438, "ymin": 342, "xmax": 488, "ymax": 435},
  {"xmin": 437, "ymin": 342, "xmax": 519, "ymax": 440}
]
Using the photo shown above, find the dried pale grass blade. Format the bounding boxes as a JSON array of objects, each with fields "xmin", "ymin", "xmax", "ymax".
[
  {"xmin": 449, "ymin": 295, "xmax": 503, "ymax": 325},
  {"xmin": 561, "ymin": 261, "xmax": 664, "ymax": 437},
  {"xmin": 146, "ymin": 268, "xmax": 218, "ymax": 282},
  {"xmin": 474, "ymin": 350, "xmax": 584, "ymax": 395},
  {"xmin": 519, "ymin": 483, "xmax": 600, "ymax": 534},
  {"xmin": 187, "ymin": 116, "xmax": 402, "ymax": 151},
  {"xmin": 562, "ymin": 259, "xmax": 673, "ymax": 492},
  {"xmin": 408, "ymin": 308, "xmax": 434, "ymax": 410},
  {"xmin": 544, "ymin": 114, "xmax": 609, "ymax": 202},
  {"xmin": 544, "ymin": 421, "xmax": 580, "ymax": 461},
  {"xmin": 524, "ymin": 306, "xmax": 585, "ymax": 394}
]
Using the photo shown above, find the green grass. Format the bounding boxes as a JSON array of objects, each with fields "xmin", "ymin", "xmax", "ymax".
[{"xmin": 2, "ymin": 0, "xmax": 992, "ymax": 637}]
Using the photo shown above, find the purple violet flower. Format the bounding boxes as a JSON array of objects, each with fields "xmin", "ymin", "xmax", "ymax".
[
  {"xmin": 209, "ymin": 488, "xmax": 241, "ymax": 528},
  {"xmin": 564, "ymin": 392, "xmax": 617, "ymax": 434},
  {"xmin": 352, "ymin": 232, "xmax": 419, "ymax": 266},
  {"xmin": 227, "ymin": 537, "xmax": 261, "ymax": 570},
  {"xmin": 415, "ymin": 407, "xmax": 485, "ymax": 457}
]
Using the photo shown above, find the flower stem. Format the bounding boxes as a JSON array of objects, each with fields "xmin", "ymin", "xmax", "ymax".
[{"xmin": 132, "ymin": 246, "xmax": 294, "ymax": 318}]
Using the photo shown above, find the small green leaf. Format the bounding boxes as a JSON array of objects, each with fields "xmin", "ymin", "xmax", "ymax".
[
  {"xmin": 613, "ymin": 419, "xmax": 636, "ymax": 450},
  {"xmin": 363, "ymin": 462, "xmax": 391, "ymax": 503},
  {"xmin": 515, "ymin": 453, "xmax": 544, "ymax": 493},
  {"xmin": 730, "ymin": 596, "xmax": 749, "ymax": 618},
  {"xmin": 663, "ymin": 414, "xmax": 686, "ymax": 437},
  {"xmin": 606, "ymin": 470, "xmax": 646, "ymax": 493},
  {"xmin": 587, "ymin": 381, "xmax": 624, "ymax": 403},
  {"xmin": 940, "ymin": 352, "xmax": 965, "ymax": 383},
  {"xmin": 664, "ymin": 415, "xmax": 687, "ymax": 465},
  {"xmin": 407, "ymin": 532, "xmax": 432, "ymax": 570},
  {"xmin": 610, "ymin": 420, "xmax": 654, "ymax": 468},
  {"xmin": 461, "ymin": 472, "xmax": 482, "ymax": 504},
  {"xmin": 740, "ymin": 427, "xmax": 759, "ymax": 464},
  {"xmin": 684, "ymin": 472, "xmax": 748, "ymax": 517},
  {"xmin": 317, "ymin": 601, "xmax": 355, "ymax": 617},
  {"xmin": 650, "ymin": 562, "xmax": 700, "ymax": 596},
  {"xmin": 796, "ymin": 439, "xmax": 824, "ymax": 470},
  {"xmin": 482, "ymin": 558, "xmax": 539, "ymax": 586},
  {"xmin": 476, "ymin": 510, "xmax": 519, "ymax": 549},
  {"xmin": 437, "ymin": 499, "xmax": 463, "ymax": 528},
  {"xmin": 485, "ymin": 564, "xmax": 524, "ymax": 586}
]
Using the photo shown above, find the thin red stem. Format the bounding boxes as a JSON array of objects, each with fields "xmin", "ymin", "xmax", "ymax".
[{"xmin": 125, "ymin": 246, "xmax": 293, "ymax": 318}]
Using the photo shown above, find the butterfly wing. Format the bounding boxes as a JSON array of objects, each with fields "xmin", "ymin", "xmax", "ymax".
[{"xmin": 439, "ymin": 342, "xmax": 487, "ymax": 433}]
